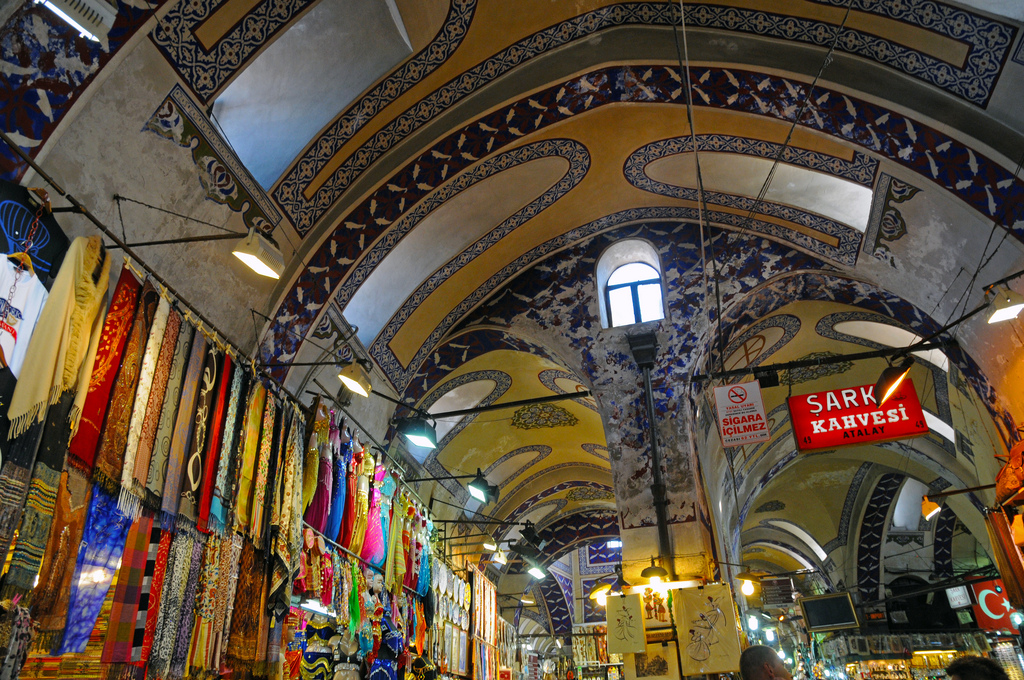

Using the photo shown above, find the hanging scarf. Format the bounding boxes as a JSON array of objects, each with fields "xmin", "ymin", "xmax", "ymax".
[
  {"xmin": 302, "ymin": 401, "xmax": 329, "ymax": 513},
  {"xmin": 130, "ymin": 308, "xmax": 181, "ymax": 505},
  {"xmin": 0, "ymin": 424, "xmax": 42, "ymax": 561},
  {"xmin": 56, "ymin": 485, "xmax": 132, "ymax": 654},
  {"xmin": 208, "ymin": 368, "xmax": 244, "ymax": 534},
  {"xmin": 29, "ymin": 468, "xmax": 90, "ymax": 652},
  {"xmin": 186, "ymin": 533, "xmax": 221, "ymax": 673},
  {"xmin": 145, "ymin": 322, "xmax": 194, "ymax": 509},
  {"xmin": 251, "ymin": 395, "xmax": 279, "ymax": 547},
  {"xmin": 197, "ymin": 353, "xmax": 232, "ymax": 532},
  {"xmin": 217, "ymin": 533, "xmax": 244, "ymax": 669},
  {"xmin": 149, "ymin": 528, "xmax": 196, "ymax": 678},
  {"xmin": 139, "ymin": 529, "xmax": 173, "ymax": 667},
  {"xmin": 160, "ymin": 332, "xmax": 208, "ymax": 529},
  {"xmin": 269, "ymin": 407, "xmax": 304, "ymax": 618},
  {"xmin": 234, "ymin": 382, "xmax": 266, "ymax": 535},
  {"xmin": 169, "ymin": 533, "xmax": 207, "ymax": 679},
  {"xmin": 118, "ymin": 296, "xmax": 170, "ymax": 517},
  {"xmin": 1, "ymin": 389, "xmax": 76, "ymax": 598},
  {"xmin": 101, "ymin": 509, "xmax": 154, "ymax": 664},
  {"xmin": 8, "ymin": 235, "xmax": 110, "ymax": 439},
  {"xmin": 67, "ymin": 265, "xmax": 141, "ymax": 472},
  {"xmin": 92, "ymin": 280, "xmax": 159, "ymax": 494},
  {"xmin": 178, "ymin": 347, "xmax": 221, "ymax": 525},
  {"xmin": 225, "ymin": 540, "xmax": 266, "ymax": 673},
  {"xmin": 128, "ymin": 516, "xmax": 163, "ymax": 673}
]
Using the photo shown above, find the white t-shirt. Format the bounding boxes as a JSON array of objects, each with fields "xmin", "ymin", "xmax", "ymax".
[{"xmin": 0, "ymin": 257, "xmax": 48, "ymax": 378}]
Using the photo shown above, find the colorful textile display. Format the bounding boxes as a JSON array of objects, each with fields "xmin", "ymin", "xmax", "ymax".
[
  {"xmin": 0, "ymin": 604, "xmax": 32, "ymax": 680},
  {"xmin": 118, "ymin": 295, "xmax": 169, "ymax": 517},
  {"xmin": 361, "ymin": 464, "xmax": 396, "ymax": 569},
  {"xmin": 67, "ymin": 264, "xmax": 141, "ymax": 472},
  {"xmin": 8, "ymin": 235, "xmax": 110, "ymax": 439},
  {"xmin": 28, "ymin": 467, "xmax": 90, "ymax": 652},
  {"xmin": 140, "ymin": 529, "xmax": 173, "ymax": 666},
  {"xmin": 303, "ymin": 415, "xmax": 332, "ymax": 534},
  {"xmin": 130, "ymin": 308, "xmax": 181, "ymax": 506},
  {"xmin": 225, "ymin": 540, "xmax": 266, "ymax": 673},
  {"xmin": 129, "ymin": 517, "xmax": 163, "ymax": 671},
  {"xmin": 208, "ymin": 367, "xmax": 245, "ymax": 534},
  {"xmin": 234, "ymin": 381, "xmax": 266, "ymax": 535},
  {"xmin": 101, "ymin": 509, "xmax": 154, "ymax": 664},
  {"xmin": 348, "ymin": 446, "xmax": 371, "ymax": 555},
  {"xmin": 148, "ymin": 528, "xmax": 196, "ymax": 677},
  {"xmin": 325, "ymin": 419, "xmax": 348, "ymax": 542},
  {"xmin": 198, "ymin": 353, "xmax": 232, "ymax": 533},
  {"xmin": 92, "ymin": 280, "xmax": 159, "ymax": 493},
  {"xmin": 270, "ymin": 407, "xmax": 304, "ymax": 618},
  {"xmin": 56, "ymin": 485, "xmax": 132, "ymax": 655},
  {"xmin": 144, "ymin": 321, "xmax": 194, "ymax": 509},
  {"xmin": 159, "ymin": 331, "xmax": 208, "ymax": 527},
  {"xmin": 169, "ymin": 534, "xmax": 206, "ymax": 679},
  {"xmin": 178, "ymin": 348, "xmax": 222, "ymax": 524},
  {"xmin": 302, "ymin": 400, "xmax": 328, "ymax": 514},
  {"xmin": 186, "ymin": 533, "xmax": 222, "ymax": 673},
  {"xmin": 251, "ymin": 395, "xmax": 277, "ymax": 546}
]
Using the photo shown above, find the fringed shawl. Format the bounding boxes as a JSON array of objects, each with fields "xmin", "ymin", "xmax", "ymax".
[
  {"xmin": 92, "ymin": 280, "xmax": 159, "ymax": 494},
  {"xmin": 130, "ymin": 308, "xmax": 181, "ymax": 503},
  {"xmin": 197, "ymin": 353, "xmax": 232, "ymax": 533},
  {"xmin": 67, "ymin": 265, "xmax": 141, "ymax": 472},
  {"xmin": 250, "ymin": 394, "xmax": 277, "ymax": 547},
  {"xmin": 208, "ymin": 367, "xmax": 245, "ymax": 534},
  {"xmin": 225, "ymin": 540, "xmax": 266, "ymax": 674},
  {"xmin": 8, "ymin": 235, "xmax": 110, "ymax": 440},
  {"xmin": 178, "ymin": 347, "xmax": 221, "ymax": 525},
  {"xmin": 118, "ymin": 296, "xmax": 170, "ymax": 517},
  {"xmin": 269, "ymin": 406, "xmax": 304, "ymax": 618},
  {"xmin": 144, "ymin": 322, "xmax": 194, "ymax": 509},
  {"xmin": 160, "ymin": 332, "xmax": 208, "ymax": 528},
  {"xmin": 148, "ymin": 528, "xmax": 196, "ymax": 678},
  {"xmin": 234, "ymin": 382, "xmax": 267, "ymax": 536}
]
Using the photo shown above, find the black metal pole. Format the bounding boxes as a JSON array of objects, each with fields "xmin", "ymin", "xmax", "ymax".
[{"xmin": 107, "ymin": 232, "xmax": 240, "ymax": 249}]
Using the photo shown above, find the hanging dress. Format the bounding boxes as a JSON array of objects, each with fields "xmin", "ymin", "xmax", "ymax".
[
  {"xmin": 302, "ymin": 416, "xmax": 333, "ymax": 533},
  {"xmin": 347, "ymin": 445, "xmax": 371, "ymax": 555},
  {"xmin": 360, "ymin": 465, "xmax": 396, "ymax": 569},
  {"xmin": 339, "ymin": 433, "xmax": 358, "ymax": 549},
  {"xmin": 324, "ymin": 416, "xmax": 348, "ymax": 542}
]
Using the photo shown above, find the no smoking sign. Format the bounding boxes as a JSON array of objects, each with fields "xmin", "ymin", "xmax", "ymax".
[{"xmin": 713, "ymin": 380, "xmax": 770, "ymax": 447}]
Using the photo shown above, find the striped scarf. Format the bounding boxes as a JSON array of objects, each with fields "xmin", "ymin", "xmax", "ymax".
[
  {"xmin": 160, "ymin": 332, "xmax": 208, "ymax": 529},
  {"xmin": 144, "ymin": 322, "xmax": 194, "ymax": 509},
  {"xmin": 100, "ymin": 509, "xmax": 154, "ymax": 665}
]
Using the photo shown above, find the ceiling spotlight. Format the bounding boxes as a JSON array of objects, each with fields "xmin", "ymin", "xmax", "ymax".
[
  {"xmin": 494, "ymin": 550, "xmax": 507, "ymax": 565},
  {"xmin": 467, "ymin": 469, "xmax": 499, "ymax": 503},
  {"xmin": 766, "ymin": 629, "xmax": 775, "ymax": 642},
  {"xmin": 747, "ymin": 615, "xmax": 759, "ymax": 631},
  {"xmin": 611, "ymin": 564, "xmax": 630, "ymax": 593},
  {"xmin": 528, "ymin": 564, "xmax": 546, "ymax": 580},
  {"xmin": 397, "ymin": 416, "xmax": 436, "ymax": 449},
  {"xmin": 520, "ymin": 522, "xmax": 546, "ymax": 549},
  {"xmin": 589, "ymin": 583, "xmax": 611, "ymax": 607},
  {"xmin": 338, "ymin": 362, "xmax": 372, "ymax": 397},
  {"xmin": 641, "ymin": 557, "xmax": 668, "ymax": 585},
  {"xmin": 483, "ymin": 535, "xmax": 498, "ymax": 551},
  {"xmin": 873, "ymin": 357, "xmax": 914, "ymax": 407},
  {"xmin": 606, "ymin": 539, "xmax": 622, "ymax": 549},
  {"xmin": 556, "ymin": 639, "xmax": 563, "ymax": 649},
  {"xmin": 232, "ymin": 227, "xmax": 285, "ymax": 279},
  {"xmin": 989, "ymin": 286, "xmax": 1024, "ymax": 324},
  {"xmin": 521, "ymin": 595, "xmax": 535, "ymax": 604},
  {"xmin": 921, "ymin": 495, "xmax": 941, "ymax": 521}
]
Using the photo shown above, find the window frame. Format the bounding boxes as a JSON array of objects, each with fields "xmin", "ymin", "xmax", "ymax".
[{"xmin": 605, "ymin": 265, "xmax": 663, "ymax": 327}]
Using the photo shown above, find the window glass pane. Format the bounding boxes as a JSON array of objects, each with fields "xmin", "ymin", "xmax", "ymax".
[
  {"xmin": 637, "ymin": 283, "xmax": 665, "ymax": 322},
  {"xmin": 608, "ymin": 287, "xmax": 636, "ymax": 327},
  {"xmin": 608, "ymin": 262, "xmax": 659, "ymax": 286}
]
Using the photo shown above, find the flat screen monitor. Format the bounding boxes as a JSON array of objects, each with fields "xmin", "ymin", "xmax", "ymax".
[{"xmin": 798, "ymin": 593, "xmax": 859, "ymax": 631}]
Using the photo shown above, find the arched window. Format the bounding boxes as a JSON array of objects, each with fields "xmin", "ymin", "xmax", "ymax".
[
  {"xmin": 606, "ymin": 262, "xmax": 664, "ymax": 327},
  {"xmin": 595, "ymin": 239, "xmax": 666, "ymax": 328}
]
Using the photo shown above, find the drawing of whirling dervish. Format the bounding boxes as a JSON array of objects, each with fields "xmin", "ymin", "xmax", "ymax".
[{"xmin": 686, "ymin": 595, "xmax": 725, "ymax": 662}]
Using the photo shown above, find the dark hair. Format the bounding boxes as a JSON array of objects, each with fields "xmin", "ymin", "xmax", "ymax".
[
  {"xmin": 947, "ymin": 656, "xmax": 1011, "ymax": 680},
  {"xmin": 740, "ymin": 645, "xmax": 780, "ymax": 680}
]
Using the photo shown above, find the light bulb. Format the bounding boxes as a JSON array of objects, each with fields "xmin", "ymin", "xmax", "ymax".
[{"xmin": 741, "ymin": 579, "xmax": 755, "ymax": 596}]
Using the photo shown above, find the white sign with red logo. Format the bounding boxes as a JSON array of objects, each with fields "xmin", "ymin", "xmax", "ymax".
[
  {"xmin": 971, "ymin": 579, "xmax": 1020, "ymax": 632},
  {"xmin": 714, "ymin": 380, "xmax": 770, "ymax": 447}
]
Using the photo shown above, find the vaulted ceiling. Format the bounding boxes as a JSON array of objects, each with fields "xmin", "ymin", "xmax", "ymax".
[{"xmin": 2, "ymin": 0, "xmax": 1024, "ymax": 653}]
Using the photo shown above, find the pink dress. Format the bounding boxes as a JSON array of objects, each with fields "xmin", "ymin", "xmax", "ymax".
[
  {"xmin": 360, "ymin": 466, "xmax": 397, "ymax": 569},
  {"xmin": 303, "ymin": 433, "xmax": 333, "ymax": 534}
]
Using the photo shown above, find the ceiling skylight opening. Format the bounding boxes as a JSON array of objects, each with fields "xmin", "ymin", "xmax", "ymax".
[{"xmin": 833, "ymin": 320, "xmax": 948, "ymax": 372}]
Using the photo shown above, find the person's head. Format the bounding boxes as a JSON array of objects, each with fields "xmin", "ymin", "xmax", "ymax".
[
  {"xmin": 740, "ymin": 645, "xmax": 793, "ymax": 680},
  {"xmin": 947, "ymin": 656, "xmax": 1010, "ymax": 680}
]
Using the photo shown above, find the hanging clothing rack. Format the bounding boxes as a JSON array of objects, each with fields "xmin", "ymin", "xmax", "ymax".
[
  {"xmin": 0, "ymin": 129, "xmax": 305, "ymax": 409},
  {"xmin": 301, "ymin": 520, "xmax": 421, "ymax": 598}
]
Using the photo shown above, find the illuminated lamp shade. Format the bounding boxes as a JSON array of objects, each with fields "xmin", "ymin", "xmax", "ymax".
[
  {"xmin": 397, "ymin": 417, "xmax": 436, "ymax": 449},
  {"xmin": 467, "ymin": 469, "xmax": 499, "ymax": 504},
  {"xmin": 747, "ymin": 615, "xmax": 759, "ymax": 631},
  {"xmin": 921, "ymin": 496, "xmax": 941, "ymax": 521},
  {"xmin": 741, "ymin": 579, "xmax": 755, "ymax": 596},
  {"xmin": 338, "ymin": 362, "xmax": 372, "ymax": 397},
  {"xmin": 232, "ymin": 228, "xmax": 286, "ymax": 279},
  {"xmin": 483, "ymin": 536, "xmax": 498, "ymax": 551},
  {"xmin": 873, "ymin": 357, "xmax": 914, "ymax": 407},
  {"xmin": 1013, "ymin": 514, "xmax": 1024, "ymax": 546},
  {"xmin": 527, "ymin": 564, "xmax": 546, "ymax": 580},
  {"xmin": 641, "ymin": 557, "xmax": 668, "ymax": 585},
  {"xmin": 988, "ymin": 287, "xmax": 1024, "ymax": 324},
  {"xmin": 33, "ymin": 0, "xmax": 116, "ymax": 42},
  {"xmin": 589, "ymin": 583, "xmax": 612, "ymax": 607},
  {"xmin": 494, "ymin": 550, "xmax": 507, "ymax": 566}
]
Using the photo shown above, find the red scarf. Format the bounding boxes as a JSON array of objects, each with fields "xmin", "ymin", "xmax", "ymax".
[{"xmin": 67, "ymin": 266, "xmax": 141, "ymax": 472}]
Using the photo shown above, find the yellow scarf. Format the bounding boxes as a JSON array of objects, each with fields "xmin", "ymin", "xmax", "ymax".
[{"xmin": 8, "ymin": 236, "xmax": 110, "ymax": 439}]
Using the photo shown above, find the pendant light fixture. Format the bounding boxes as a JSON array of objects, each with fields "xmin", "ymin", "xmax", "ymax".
[
  {"xmin": 641, "ymin": 557, "xmax": 668, "ymax": 585},
  {"xmin": 873, "ymin": 357, "xmax": 914, "ymax": 407},
  {"xmin": 921, "ymin": 495, "xmax": 941, "ymax": 521},
  {"xmin": 988, "ymin": 286, "xmax": 1024, "ymax": 324},
  {"xmin": 338, "ymin": 361, "xmax": 372, "ymax": 397},
  {"xmin": 232, "ymin": 227, "xmax": 285, "ymax": 279},
  {"xmin": 397, "ymin": 416, "xmax": 437, "ymax": 449},
  {"xmin": 467, "ymin": 469, "xmax": 499, "ymax": 504}
]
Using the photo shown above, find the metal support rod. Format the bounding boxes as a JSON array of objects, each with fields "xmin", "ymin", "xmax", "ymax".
[
  {"xmin": 430, "ymin": 391, "xmax": 592, "ymax": 419},
  {"xmin": 694, "ymin": 340, "xmax": 955, "ymax": 383},
  {"xmin": 929, "ymin": 483, "xmax": 995, "ymax": 499},
  {"xmin": 107, "ymin": 232, "xmax": 240, "ymax": 249},
  {"xmin": 0, "ymin": 129, "xmax": 305, "ymax": 407}
]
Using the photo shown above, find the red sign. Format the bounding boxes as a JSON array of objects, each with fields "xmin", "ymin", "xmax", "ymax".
[
  {"xmin": 972, "ymin": 580, "xmax": 1020, "ymax": 632},
  {"xmin": 787, "ymin": 379, "xmax": 928, "ymax": 451}
]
